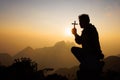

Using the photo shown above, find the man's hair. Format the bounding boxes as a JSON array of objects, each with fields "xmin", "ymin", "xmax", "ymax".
[{"xmin": 78, "ymin": 14, "xmax": 90, "ymax": 23}]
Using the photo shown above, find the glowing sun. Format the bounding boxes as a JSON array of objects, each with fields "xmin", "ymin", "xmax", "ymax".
[{"xmin": 65, "ymin": 27, "xmax": 72, "ymax": 36}]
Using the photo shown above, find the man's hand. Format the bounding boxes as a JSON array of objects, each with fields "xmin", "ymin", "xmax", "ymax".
[{"xmin": 72, "ymin": 27, "xmax": 77, "ymax": 35}]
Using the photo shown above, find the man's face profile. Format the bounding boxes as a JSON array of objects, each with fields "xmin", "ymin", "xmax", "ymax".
[{"xmin": 79, "ymin": 20, "xmax": 86, "ymax": 28}]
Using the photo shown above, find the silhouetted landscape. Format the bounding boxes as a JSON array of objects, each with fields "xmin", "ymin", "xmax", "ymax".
[
  {"xmin": 13, "ymin": 41, "xmax": 78, "ymax": 70},
  {"xmin": 1, "ymin": 41, "xmax": 78, "ymax": 69},
  {"xmin": 1, "ymin": 0, "xmax": 120, "ymax": 80},
  {"xmin": 0, "ymin": 41, "xmax": 120, "ymax": 80}
]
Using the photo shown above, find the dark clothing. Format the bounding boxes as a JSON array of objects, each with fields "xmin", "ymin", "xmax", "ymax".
[
  {"xmin": 72, "ymin": 15, "xmax": 104, "ymax": 80},
  {"xmin": 71, "ymin": 24, "xmax": 104, "ymax": 63},
  {"xmin": 75, "ymin": 24, "xmax": 101, "ymax": 53}
]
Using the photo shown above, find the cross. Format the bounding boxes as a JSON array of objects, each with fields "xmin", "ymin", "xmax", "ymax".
[{"xmin": 72, "ymin": 21, "xmax": 78, "ymax": 28}]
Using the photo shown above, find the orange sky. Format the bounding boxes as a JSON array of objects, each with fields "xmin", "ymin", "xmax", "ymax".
[{"xmin": 0, "ymin": 0, "xmax": 120, "ymax": 56}]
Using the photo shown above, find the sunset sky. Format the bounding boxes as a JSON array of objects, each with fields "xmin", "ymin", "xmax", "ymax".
[{"xmin": 0, "ymin": 0, "xmax": 120, "ymax": 56}]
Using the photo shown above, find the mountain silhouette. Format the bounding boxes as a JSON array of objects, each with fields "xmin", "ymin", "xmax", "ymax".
[
  {"xmin": 103, "ymin": 56, "xmax": 120, "ymax": 72},
  {"xmin": 0, "ymin": 53, "xmax": 13, "ymax": 66},
  {"xmin": 14, "ymin": 46, "xmax": 35, "ymax": 59},
  {"xmin": 13, "ymin": 41, "xmax": 79, "ymax": 70}
]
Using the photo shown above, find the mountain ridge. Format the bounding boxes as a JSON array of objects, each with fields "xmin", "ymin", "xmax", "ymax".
[
  {"xmin": 13, "ymin": 41, "xmax": 78, "ymax": 69},
  {"xmin": 1, "ymin": 41, "xmax": 120, "ymax": 72}
]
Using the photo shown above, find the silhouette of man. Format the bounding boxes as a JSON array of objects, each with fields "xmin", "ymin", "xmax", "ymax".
[{"xmin": 71, "ymin": 14, "xmax": 104, "ymax": 64}]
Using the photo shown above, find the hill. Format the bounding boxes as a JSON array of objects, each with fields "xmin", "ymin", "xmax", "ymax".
[
  {"xmin": 0, "ymin": 53, "xmax": 13, "ymax": 66},
  {"xmin": 13, "ymin": 41, "xmax": 79, "ymax": 70},
  {"xmin": 103, "ymin": 56, "xmax": 120, "ymax": 72}
]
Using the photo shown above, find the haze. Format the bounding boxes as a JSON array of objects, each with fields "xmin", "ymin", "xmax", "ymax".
[{"xmin": 0, "ymin": 0, "xmax": 120, "ymax": 56}]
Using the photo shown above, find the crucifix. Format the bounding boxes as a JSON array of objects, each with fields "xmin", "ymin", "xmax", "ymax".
[{"xmin": 72, "ymin": 21, "xmax": 78, "ymax": 28}]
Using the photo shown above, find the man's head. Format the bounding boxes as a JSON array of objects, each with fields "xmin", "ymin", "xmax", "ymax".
[{"xmin": 78, "ymin": 14, "xmax": 90, "ymax": 28}]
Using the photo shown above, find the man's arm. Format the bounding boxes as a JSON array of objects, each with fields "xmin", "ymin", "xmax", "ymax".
[
  {"xmin": 75, "ymin": 34, "xmax": 82, "ymax": 44},
  {"xmin": 72, "ymin": 28, "xmax": 82, "ymax": 44}
]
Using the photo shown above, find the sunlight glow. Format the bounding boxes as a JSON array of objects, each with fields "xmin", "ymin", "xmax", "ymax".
[{"xmin": 65, "ymin": 27, "xmax": 72, "ymax": 36}]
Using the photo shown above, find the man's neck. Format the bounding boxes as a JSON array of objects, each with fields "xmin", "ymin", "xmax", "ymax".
[{"xmin": 84, "ymin": 23, "xmax": 90, "ymax": 29}]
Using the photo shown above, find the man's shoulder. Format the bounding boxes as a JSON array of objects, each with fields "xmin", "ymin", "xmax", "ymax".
[
  {"xmin": 87, "ymin": 24, "xmax": 98, "ymax": 33},
  {"xmin": 89, "ymin": 23, "xmax": 96, "ymax": 29},
  {"xmin": 83, "ymin": 23, "xmax": 97, "ymax": 33},
  {"xmin": 89, "ymin": 24, "xmax": 96, "ymax": 30}
]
